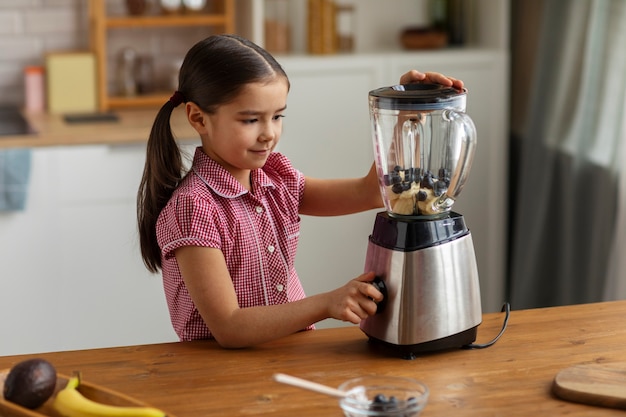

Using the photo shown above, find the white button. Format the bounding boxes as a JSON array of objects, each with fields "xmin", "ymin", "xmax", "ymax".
[
  {"xmin": 276, "ymin": 284, "xmax": 284, "ymax": 292},
  {"xmin": 255, "ymin": 206, "xmax": 263, "ymax": 214},
  {"xmin": 267, "ymin": 245, "xmax": 275, "ymax": 253}
]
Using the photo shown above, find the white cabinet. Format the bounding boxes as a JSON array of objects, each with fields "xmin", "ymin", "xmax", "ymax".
[
  {"xmin": 0, "ymin": 145, "xmax": 182, "ymax": 356},
  {"xmin": 275, "ymin": 56, "xmax": 386, "ymax": 330}
]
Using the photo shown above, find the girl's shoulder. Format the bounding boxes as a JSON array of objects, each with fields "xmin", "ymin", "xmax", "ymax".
[
  {"xmin": 172, "ymin": 171, "xmax": 220, "ymax": 210},
  {"xmin": 264, "ymin": 152, "xmax": 301, "ymax": 184},
  {"xmin": 262, "ymin": 153, "xmax": 304, "ymax": 197},
  {"xmin": 265, "ymin": 152, "xmax": 293, "ymax": 171}
]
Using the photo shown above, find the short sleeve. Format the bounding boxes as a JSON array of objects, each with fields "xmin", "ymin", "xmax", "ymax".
[{"xmin": 157, "ymin": 191, "xmax": 222, "ymax": 261}]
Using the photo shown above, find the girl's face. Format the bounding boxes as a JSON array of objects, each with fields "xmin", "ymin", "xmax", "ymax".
[{"xmin": 200, "ymin": 78, "xmax": 289, "ymax": 186}]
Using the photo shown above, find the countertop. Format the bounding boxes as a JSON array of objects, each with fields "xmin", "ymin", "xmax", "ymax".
[
  {"xmin": 1, "ymin": 300, "xmax": 626, "ymax": 416},
  {"xmin": 0, "ymin": 108, "xmax": 197, "ymax": 149}
]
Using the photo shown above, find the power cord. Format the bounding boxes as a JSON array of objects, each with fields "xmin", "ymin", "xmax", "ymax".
[{"xmin": 462, "ymin": 301, "xmax": 511, "ymax": 349}]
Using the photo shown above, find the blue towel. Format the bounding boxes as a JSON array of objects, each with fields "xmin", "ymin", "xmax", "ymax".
[{"xmin": 0, "ymin": 148, "xmax": 32, "ymax": 211}]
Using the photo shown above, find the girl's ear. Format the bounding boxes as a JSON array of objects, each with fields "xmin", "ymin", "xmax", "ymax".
[{"xmin": 186, "ymin": 102, "xmax": 208, "ymax": 134}]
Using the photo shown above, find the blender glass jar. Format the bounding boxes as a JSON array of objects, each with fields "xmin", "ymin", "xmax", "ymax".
[{"xmin": 369, "ymin": 84, "xmax": 477, "ymax": 217}]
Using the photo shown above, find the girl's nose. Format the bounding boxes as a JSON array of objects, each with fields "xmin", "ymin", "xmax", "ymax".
[{"xmin": 260, "ymin": 124, "xmax": 278, "ymax": 142}]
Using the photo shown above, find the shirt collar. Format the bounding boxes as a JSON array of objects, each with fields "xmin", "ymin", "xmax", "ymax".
[{"xmin": 191, "ymin": 146, "xmax": 275, "ymax": 198}]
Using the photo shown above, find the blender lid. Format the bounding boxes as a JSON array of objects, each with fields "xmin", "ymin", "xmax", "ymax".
[{"xmin": 369, "ymin": 83, "xmax": 466, "ymax": 110}]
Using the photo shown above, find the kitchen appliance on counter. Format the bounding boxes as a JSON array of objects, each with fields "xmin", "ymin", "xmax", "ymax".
[
  {"xmin": 0, "ymin": 107, "xmax": 35, "ymax": 137},
  {"xmin": 361, "ymin": 83, "xmax": 481, "ymax": 359}
]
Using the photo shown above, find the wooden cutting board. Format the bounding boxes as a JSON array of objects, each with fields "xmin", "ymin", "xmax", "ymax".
[{"xmin": 553, "ymin": 363, "xmax": 626, "ymax": 409}]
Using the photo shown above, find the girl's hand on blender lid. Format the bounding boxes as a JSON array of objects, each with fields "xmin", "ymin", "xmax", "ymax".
[{"xmin": 399, "ymin": 70, "xmax": 464, "ymax": 90}]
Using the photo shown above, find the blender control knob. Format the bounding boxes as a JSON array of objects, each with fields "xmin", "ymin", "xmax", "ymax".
[{"xmin": 371, "ymin": 277, "xmax": 388, "ymax": 314}]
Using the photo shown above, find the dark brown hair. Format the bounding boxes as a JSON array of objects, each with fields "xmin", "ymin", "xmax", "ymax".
[{"xmin": 137, "ymin": 34, "xmax": 289, "ymax": 273}]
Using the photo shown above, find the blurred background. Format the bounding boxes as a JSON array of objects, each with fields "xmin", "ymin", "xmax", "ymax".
[{"xmin": 0, "ymin": 0, "xmax": 624, "ymax": 355}]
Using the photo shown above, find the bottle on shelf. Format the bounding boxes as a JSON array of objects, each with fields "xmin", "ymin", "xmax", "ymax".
[
  {"xmin": 335, "ymin": 4, "xmax": 355, "ymax": 52},
  {"xmin": 24, "ymin": 66, "xmax": 45, "ymax": 112},
  {"xmin": 264, "ymin": 0, "xmax": 291, "ymax": 54},
  {"xmin": 116, "ymin": 47, "xmax": 139, "ymax": 97},
  {"xmin": 446, "ymin": 0, "xmax": 466, "ymax": 46}
]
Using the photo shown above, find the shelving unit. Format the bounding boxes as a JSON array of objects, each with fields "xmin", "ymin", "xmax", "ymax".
[
  {"xmin": 235, "ymin": 0, "xmax": 509, "ymax": 54},
  {"xmin": 88, "ymin": 0, "xmax": 235, "ymax": 111}
]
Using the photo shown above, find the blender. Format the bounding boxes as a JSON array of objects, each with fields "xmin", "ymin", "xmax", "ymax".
[{"xmin": 361, "ymin": 83, "xmax": 481, "ymax": 359}]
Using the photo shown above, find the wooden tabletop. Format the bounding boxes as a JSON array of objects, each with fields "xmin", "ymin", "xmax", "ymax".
[
  {"xmin": 0, "ymin": 108, "xmax": 197, "ymax": 149},
  {"xmin": 1, "ymin": 300, "xmax": 626, "ymax": 416}
]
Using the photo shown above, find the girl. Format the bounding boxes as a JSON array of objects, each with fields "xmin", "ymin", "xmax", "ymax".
[{"xmin": 137, "ymin": 34, "xmax": 464, "ymax": 348}]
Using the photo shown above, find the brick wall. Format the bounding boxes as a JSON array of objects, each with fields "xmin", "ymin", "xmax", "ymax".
[
  {"xmin": 0, "ymin": 0, "xmax": 88, "ymax": 106},
  {"xmin": 0, "ymin": 0, "xmax": 214, "ymax": 108}
]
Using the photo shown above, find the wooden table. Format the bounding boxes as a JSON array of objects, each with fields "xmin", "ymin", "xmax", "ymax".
[{"xmin": 1, "ymin": 301, "xmax": 626, "ymax": 416}]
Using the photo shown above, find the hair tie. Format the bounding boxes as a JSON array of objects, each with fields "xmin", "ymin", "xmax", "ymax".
[{"xmin": 169, "ymin": 91, "xmax": 185, "ymax": 107}]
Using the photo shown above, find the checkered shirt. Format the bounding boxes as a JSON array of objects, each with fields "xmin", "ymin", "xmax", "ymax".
[{"xmin": 157, "ymin": 147, "xmax": 311, "ymax": 341}]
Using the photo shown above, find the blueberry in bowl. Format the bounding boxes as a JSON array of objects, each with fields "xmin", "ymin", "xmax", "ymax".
[{"xmin": 339, "ymin": 376, "xmax": 429, "ymax": 417}]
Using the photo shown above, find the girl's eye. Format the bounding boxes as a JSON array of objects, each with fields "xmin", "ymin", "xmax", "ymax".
[{"xmin": 241, "ymin": 115, "xmax": 284, "ymax": 124}]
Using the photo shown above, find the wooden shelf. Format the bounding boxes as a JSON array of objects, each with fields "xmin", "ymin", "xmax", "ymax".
[
  {"xmin": 105, "ymin": 14, "xmax": 231, "ymax": 28},
  {"xmin": 107, "ymin": 93, "xmax": 172, "ymax": 108},
  {"xmin": 89, "ymin": 0, "xmax": 235, "ymax": 111}
]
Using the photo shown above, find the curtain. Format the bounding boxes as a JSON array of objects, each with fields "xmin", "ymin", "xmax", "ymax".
[{"xmin": 509, "ymin": 0, "xmax": 626, "ymax": 309}]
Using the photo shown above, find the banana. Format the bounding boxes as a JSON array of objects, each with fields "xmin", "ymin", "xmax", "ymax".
[{"xmin": 52, "ymin": 374, "xmax": 167, "ymax": 417}]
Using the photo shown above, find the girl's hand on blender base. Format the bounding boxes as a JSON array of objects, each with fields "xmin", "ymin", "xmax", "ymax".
[
  {"xmin": 399, "ymin": 69, "xmax": 464, "ymax": 89},
  {"xmin": 327, "ymin": 272, "xmax": 383, "ymax": 324}
]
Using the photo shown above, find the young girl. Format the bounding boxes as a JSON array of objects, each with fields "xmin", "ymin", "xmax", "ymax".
[{"xmin": 137, "ymin": 34, "xmax": 464, "ymax": 348}]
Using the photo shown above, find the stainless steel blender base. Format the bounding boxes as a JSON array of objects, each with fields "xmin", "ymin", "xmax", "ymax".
[
  {"xmin": 366, "ymin": 326, "xmax": 478, "ymax": 360},
  {"xmin": 360, "ymin": 219, "xmax": 482, "ymax": 355}
]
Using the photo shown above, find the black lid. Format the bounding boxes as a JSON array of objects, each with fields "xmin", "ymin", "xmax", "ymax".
[
  {"xmin": 370, "ymin": 211, "xmax": 469, "ymax": 251},
  {"xmin": 369, "ymin": 83, "xmax": 466, "ymax": 111}
]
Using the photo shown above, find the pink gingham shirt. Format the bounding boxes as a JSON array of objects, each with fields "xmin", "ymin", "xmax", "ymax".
[{"xmin": 157, "ymin": 147, "xmax": 311, "ymax": 341}]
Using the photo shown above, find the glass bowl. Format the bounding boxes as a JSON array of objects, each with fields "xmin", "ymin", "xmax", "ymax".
[{"xmin": 338, "ymin": 376, "xmax": 429, "ymax": 417}]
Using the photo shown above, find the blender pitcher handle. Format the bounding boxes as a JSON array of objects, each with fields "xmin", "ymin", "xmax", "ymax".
[{"xmin": 437, "ymin": 110, "xmax": 477, "ymax": 210}]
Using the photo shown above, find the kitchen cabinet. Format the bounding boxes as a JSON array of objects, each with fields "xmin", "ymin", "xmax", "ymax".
[
  {"xmin": 275, "ymin": 57, "xmax": 386, "ymax": 329},
  {"xmin": 0, "ymin": 145, "xmax": 196, "ymax": 356},
  {"xmin": 88, "ymin": 0, "xmax": 235, "ymax": 111}
]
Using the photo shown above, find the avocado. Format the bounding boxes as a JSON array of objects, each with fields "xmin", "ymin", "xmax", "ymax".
[{"xmin": 3, "ymin": 358, "xmax": 57, "ymax": 409}]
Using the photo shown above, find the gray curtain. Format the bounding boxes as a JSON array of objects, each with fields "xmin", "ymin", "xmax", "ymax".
[{"xmin": 509, "ymin": 0, "xmax": 626, "ymax": 309}]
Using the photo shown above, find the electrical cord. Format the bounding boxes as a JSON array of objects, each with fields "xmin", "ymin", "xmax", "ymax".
[{"xmin": 462, "ymin": 301, "xmax": 511, "ymax": 349}]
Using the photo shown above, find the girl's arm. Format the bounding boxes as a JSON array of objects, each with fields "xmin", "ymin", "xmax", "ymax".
[
  {"xmin": 175, "ymin": 245, "xmax": 383, "ymax": 348},
  {"xmin": 300, "ymin": 162, "xmax": 382, "ymax": 216}
]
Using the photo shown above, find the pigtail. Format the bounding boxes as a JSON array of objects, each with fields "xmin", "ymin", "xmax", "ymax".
[{"xmin": 137, "ymin": 100, "xmax": 183, "ymax": 273}]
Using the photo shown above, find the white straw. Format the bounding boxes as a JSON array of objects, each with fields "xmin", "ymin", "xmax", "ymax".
[{"xmin": 273, "ymin": 373, "xmax": 346, "ymax": 398}]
